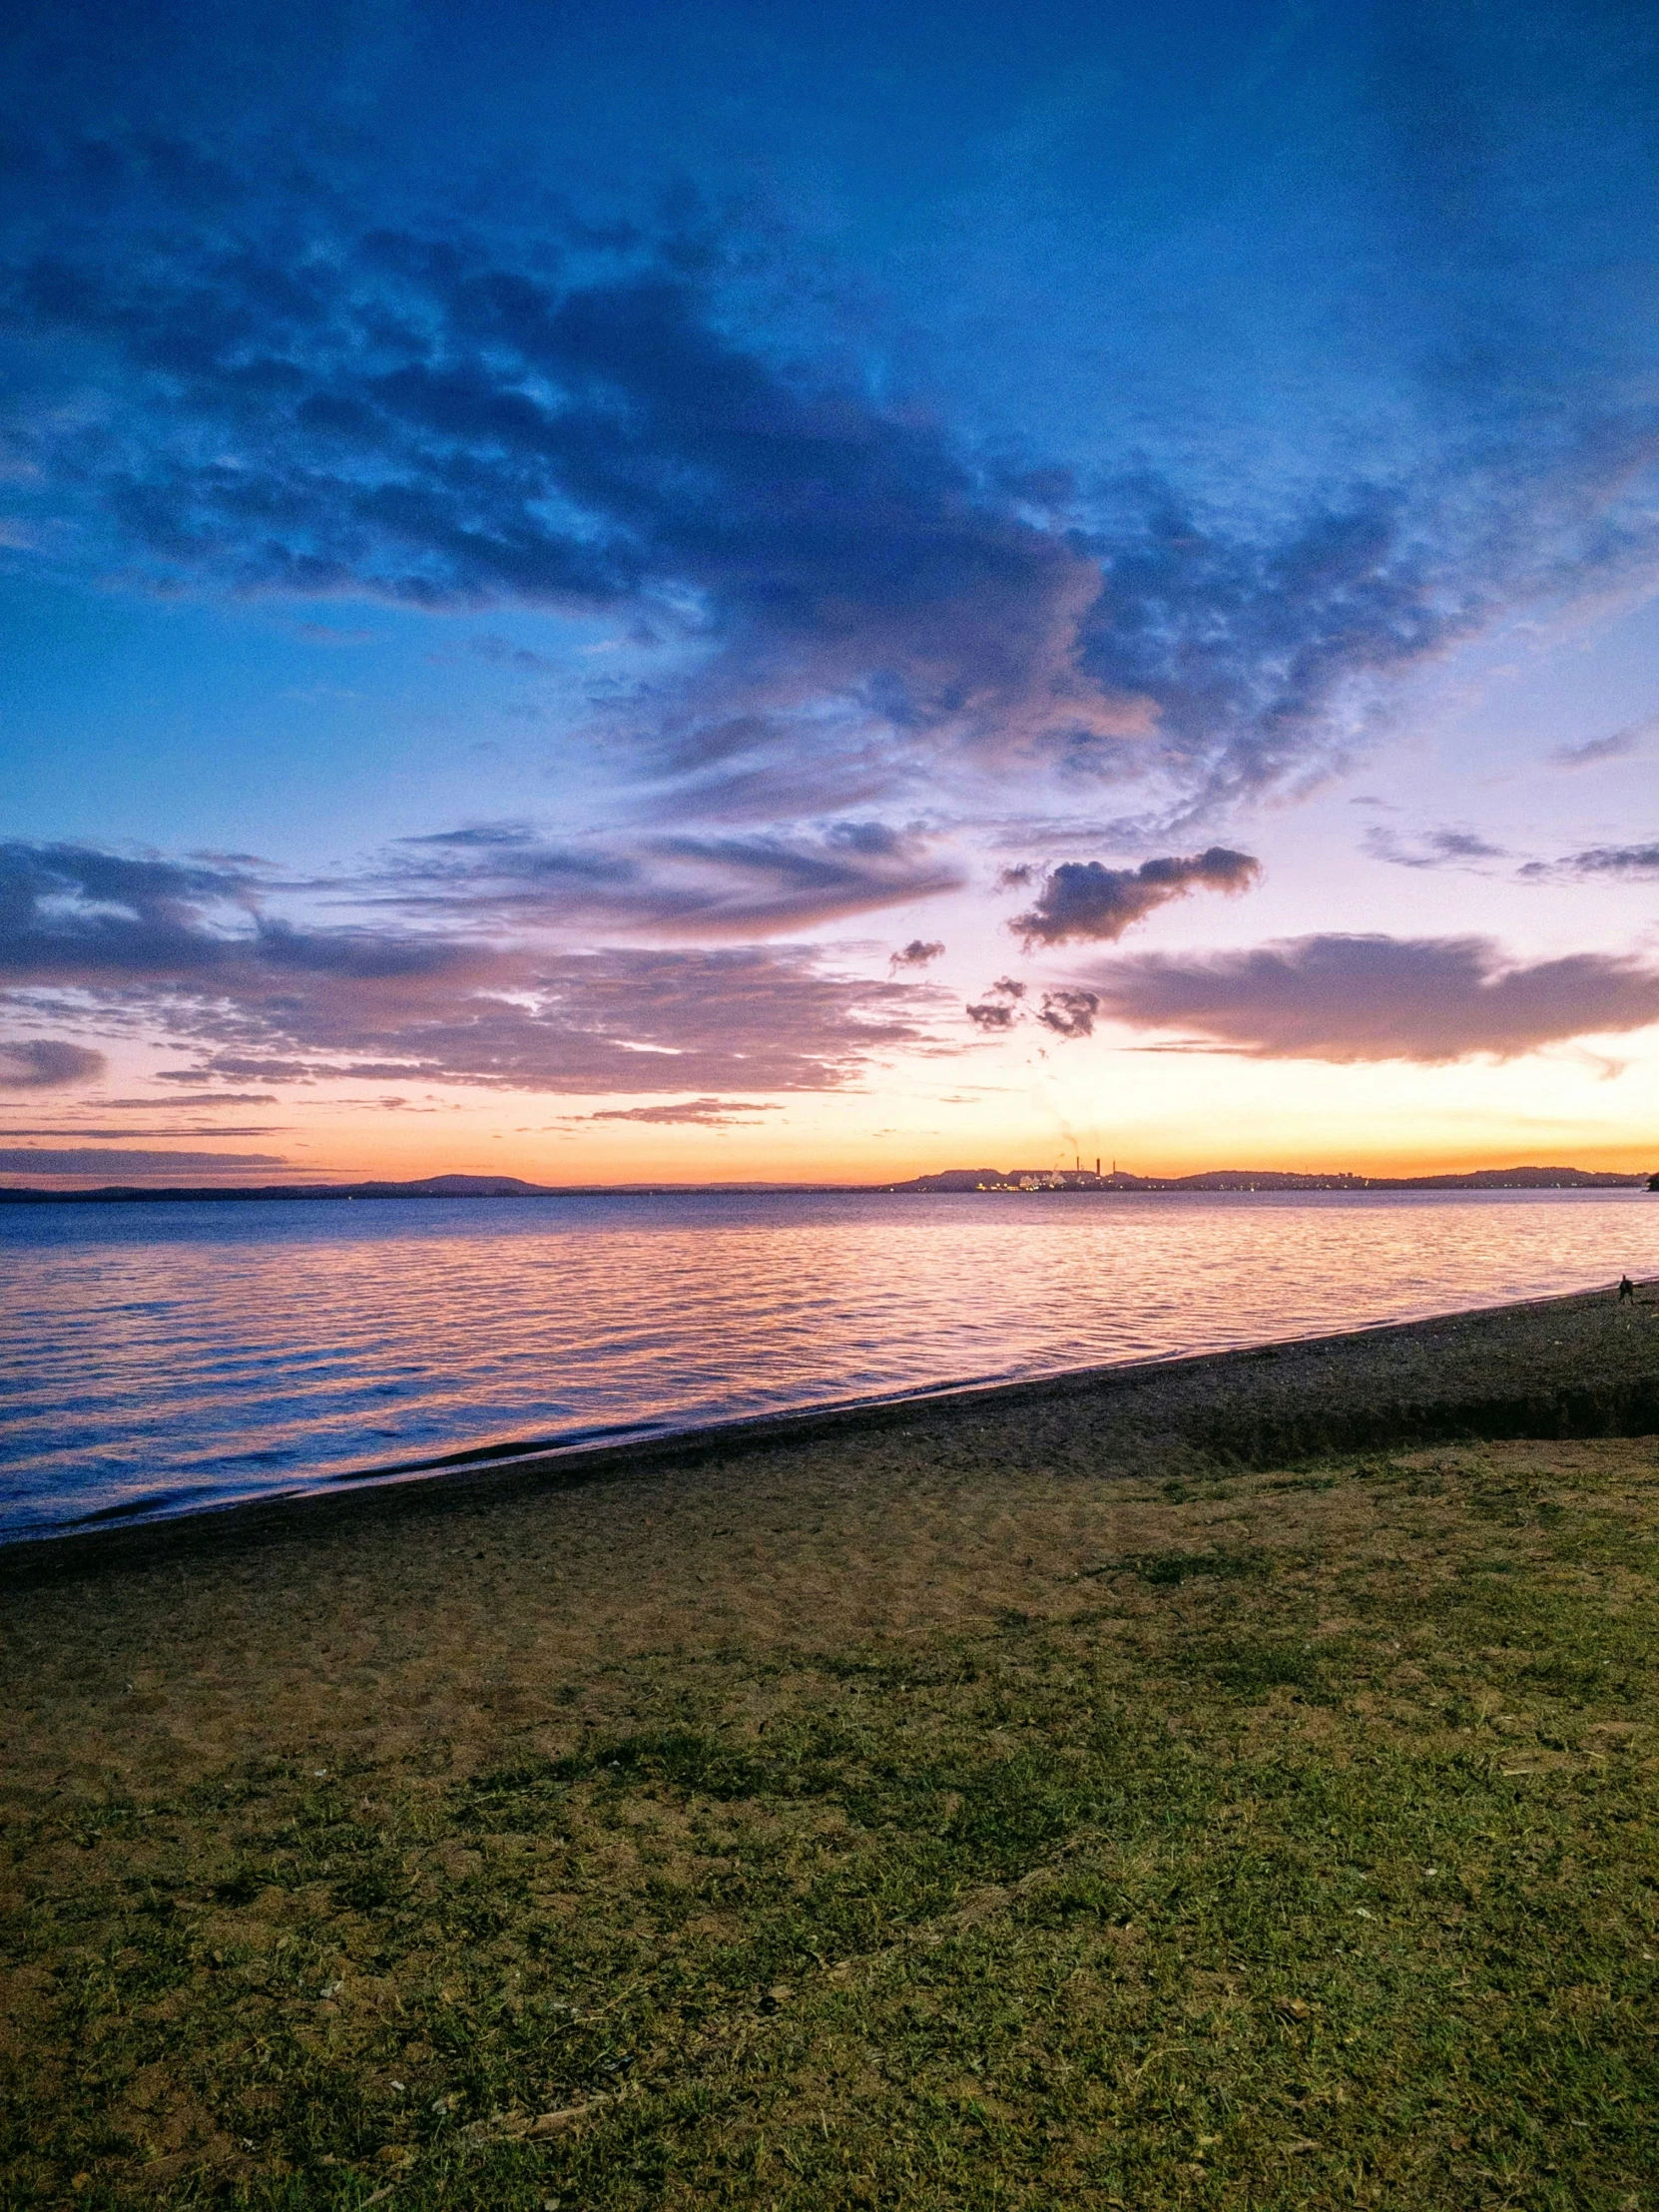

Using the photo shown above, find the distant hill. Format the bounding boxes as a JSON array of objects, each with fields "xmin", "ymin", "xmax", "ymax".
[
  {"xmin": 0, "ymin": 1173, "xmax": 859, "ymax": 1205},
  {"xmin": 1, "ymin": 1163, "xmax": 1651, "ymax": 1206},
  {"xmin": 892, "ymin": 1164, "xmax": 1652, "ymax": 1194},
  {"xmin": 0, "ymin": 1173, "xmax": 561, "ymax": 1205}
]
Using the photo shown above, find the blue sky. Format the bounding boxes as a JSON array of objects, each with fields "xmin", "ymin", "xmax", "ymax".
[{"xmin": 3, "ymin": 0, "xmax": 1659, "ymax": 1181}]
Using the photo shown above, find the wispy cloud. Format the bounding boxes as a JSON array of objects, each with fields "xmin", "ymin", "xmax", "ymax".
[
  {"xmin": 0, "ymin": 1125, "xmax": 283, "ymax": 1138},
  {"xmin": 100, "ymin": 1091, "xmax": 279, "ymax": 1106},
  {"xmin": 1084, "ymin": 934, "xmax": 1659, "ymax": 1063},
  {"xmin": 1543, "ymin": 841, "xmax": 1659, "ymax": 880},
  {"xmin": 381, "ymin": 821, "xmax": 961, "ymax": 937},
  {"xmin": 0, "ymin": 1146, "xmax": 286, "ymax": 1175},
  {"xmin": 1364, "ymin": 826, "xmax": 1509, "ymax": 870},
  {"xmin": 586, "ymin": 1097, "xmax": 784, "ymax": 1126},
  {"xmin": 1548, "ymin": 718, "xmax": 1653, "ymax": 769},
  {"xmin": 0, "ymin": 839, "xmax": 941, "ymax": 1096},
  {"xmin": 0, "ymin": 1038, "xmax": 106, "ymax": 1088}
]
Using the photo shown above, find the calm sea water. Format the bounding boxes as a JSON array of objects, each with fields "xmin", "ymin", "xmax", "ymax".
[{"xmin": 3, "ymin": 1187, "xmax": 1656, "ymax": 1541}]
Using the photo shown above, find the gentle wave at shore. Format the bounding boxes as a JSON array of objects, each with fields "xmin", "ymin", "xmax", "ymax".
[{"xmin": 4, "ymin": 1186, "xmax": 1657, "ymax": 1540}]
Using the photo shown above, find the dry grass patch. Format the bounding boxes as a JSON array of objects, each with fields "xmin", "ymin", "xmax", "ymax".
[{"xmin": 3, "ymin": 1434, "xmax": 1658, "ymax": 2207}]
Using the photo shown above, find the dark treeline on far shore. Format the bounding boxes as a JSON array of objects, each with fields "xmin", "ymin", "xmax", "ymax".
[{"xmin": 1, "ymin": 1165, "xmax": 1657, "ymax": 1205}]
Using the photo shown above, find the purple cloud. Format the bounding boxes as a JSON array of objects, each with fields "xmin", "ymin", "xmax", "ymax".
[
  {"xmin": 0, "ymin": 1038, "xmax": 107, "ymax": 1088},
  {"xmin": 383, "ymin": 822, "xmax": 960, "ymax": 937},
  {"xmin": 1551, "ymin": 842, "xmax": 1659, "ymax": 880},
  {"xmin": 586, "ymin": 1097, "xmax": 784, "ymax": 1126},
  {"xmin": 1365, "ymin": 826, "xmax": 1509, "ymax": 869},
  {"xmin": 0, "ymin": 839, "xmax": 943, "ymax": 1095},
  {"xmin": 1036, "ymin": 988, "xmax": 1100, "ymax": 1039},
  {"xmin": 1086, "ymin": 934, "xmax": 1659, "ymax": 1062},
  {"xmin": 0, "ymin": 1147, "xmax": 285, "ymax": 1175},
  {"xmin": 1009, "ymin": 847, "xmax": 1261, "ymax": 948},
  {"xmin": 1549, "ymin": 721, "xmax": 1650, "ymax": 769}
]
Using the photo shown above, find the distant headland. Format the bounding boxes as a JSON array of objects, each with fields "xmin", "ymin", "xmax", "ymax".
[
  {"xmin": 0, "ymin": 1164, "xmax": 1655, "ymax": 1204},
  {"xmin": 892, "ymin": 1164, "xmax": 1658, "ymax": 1194}
]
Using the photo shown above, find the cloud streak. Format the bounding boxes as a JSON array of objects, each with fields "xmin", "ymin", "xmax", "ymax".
[
  {"xmin": 383, "ymin": 821, "xmax": 961, "ymax": 937},
  {"xmin": 0, "ymin": 1147, "xmax": 285, "ymax": 1175},
  {"xmin": 1549, "ymin": 719, "xmax": 1652, "ymax": 769},
  {"xmin": 1085, "ymin": 934, "xmax": 1659, "ymax": 1063},
  {"xmin": 0, "ymin": 1038, "xmax": 107, "ymax": 1088},
  {"xmin": 0, "ymin": 840, "xmax": 939, "ymax": 1097},
  {"xmin": 586, "ymin": 1097, "xmax": 783, "ymax": 1126},
  {"xmin": 1548, "ymin": 842, "xmax": 1659, "ymax": 880},
  {"xmin": 1364, "ymin": 826, "xmax": 1509, "ymax": 870}
]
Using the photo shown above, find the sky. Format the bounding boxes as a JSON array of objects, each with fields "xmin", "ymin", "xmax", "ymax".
[{"xmin": 3, "ymin": 0, "xmax": 1659, "ymax": 1186}]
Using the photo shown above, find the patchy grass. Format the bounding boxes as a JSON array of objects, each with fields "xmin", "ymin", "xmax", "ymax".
[{"xmin": 4, "ymin": 1436, "xmax": 1659, "ymax": 2208}]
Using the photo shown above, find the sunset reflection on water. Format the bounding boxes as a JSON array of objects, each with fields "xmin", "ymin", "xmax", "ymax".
[{"xmin": 4, "ymin": 1187, "xmax": 1656, "ymax": 1539}]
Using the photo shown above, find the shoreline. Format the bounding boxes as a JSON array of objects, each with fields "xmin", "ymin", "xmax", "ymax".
[
  {"xmin": 4, "ymin": 1169, "xmax": 1654, "ymax": 1204},
  {"xmin": 6, "ymin": 1275, "xmax": 1655, "ymax": 1584}
]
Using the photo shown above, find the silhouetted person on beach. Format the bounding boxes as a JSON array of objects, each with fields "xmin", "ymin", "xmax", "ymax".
[{"xmin": 1619, "ymin": 1275, "xmax": 1635, "ymax": 1303}]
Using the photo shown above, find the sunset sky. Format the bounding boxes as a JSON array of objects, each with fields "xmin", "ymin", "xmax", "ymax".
[{"xmin": 3, "ymin": 0, "xmax": 1659, "ymax": 1186}]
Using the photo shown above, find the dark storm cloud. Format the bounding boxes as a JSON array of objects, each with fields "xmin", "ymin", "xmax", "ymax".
[
  {"xmin": 1008, "ymin": 847, "xmax": 1260, "ymax": 948},
  {"xmin": 888, "ymin": 938, "xmax": 945, "ymax": 970},
  {"xmin": 384, "ymin": 821, "xmax": 960, "ymax": 936},
  {"xmin": 0, "ymin": 840, "xmax": 935, "ymax": 1095},
  {"xmin": 0, "ymin": 1038, "xmax": 107, "ymax": 1087},
  {"xmin": 1085, "ymin": 935, "xmax": 1659, "ymax": 1063}
]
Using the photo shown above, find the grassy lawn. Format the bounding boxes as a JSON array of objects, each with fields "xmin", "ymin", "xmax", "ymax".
[{"xmin": 4, "ymin": 1429, "xmax": 1658, "ymax": 2208}]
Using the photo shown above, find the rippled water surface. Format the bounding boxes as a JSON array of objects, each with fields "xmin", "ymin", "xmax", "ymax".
[{"xmin": 4, "ymin": 1187, "xmax": 1656, "ymax": 1539}]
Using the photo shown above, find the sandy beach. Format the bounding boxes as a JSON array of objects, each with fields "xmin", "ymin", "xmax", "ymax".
[{"xmin": 4, "ymin": 1283, "xmax": 1658, "ymax": 2206}]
